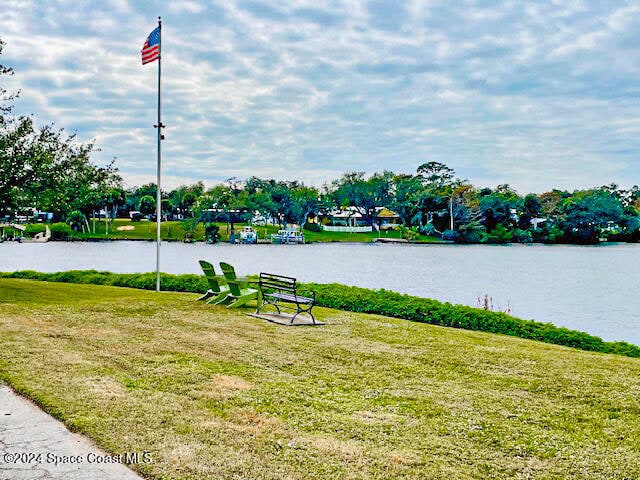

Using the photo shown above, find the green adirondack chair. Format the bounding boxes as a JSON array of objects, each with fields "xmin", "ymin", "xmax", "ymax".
[
  {"xmin": 211, "ymin": 262, "xmax": 258, "ymax": 308},
  {"xmin": 197, "ymin": 260, "xmax": 230, "ymax": 304}
]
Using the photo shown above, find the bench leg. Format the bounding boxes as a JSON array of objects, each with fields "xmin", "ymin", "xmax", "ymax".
[
  {"xmin": 290, "ymin": 302, "xmax": 302, "ymax": 324},
  {"xmin": 291, "ymin": 303, "xmax": 317, "ymax": 325},
  {"xmin": 256, "ymin": 298, "xmax": 281, "ymax": 315},
  {"xmin": 290, "ymin": 303, "xmax": 316, "ymax": 324},
  {"xmin": 307, "ymin": 308, "xmax": 317, "ymax": 324}
]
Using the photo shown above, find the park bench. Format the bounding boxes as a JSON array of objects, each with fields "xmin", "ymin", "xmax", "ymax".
[{"xmin": 256, "ymin": 273, "xmax": 317, "ymax": 324}]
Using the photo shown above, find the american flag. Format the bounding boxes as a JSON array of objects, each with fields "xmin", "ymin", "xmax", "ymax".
[{"xmin": 141, "ymin": 26, "xmax": 160, "ymax": 65}]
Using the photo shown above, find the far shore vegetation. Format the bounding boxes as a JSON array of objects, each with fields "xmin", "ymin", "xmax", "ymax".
[
  {"xmin": 3, "ymin": 166, "xmax": 640, "ymax": 245},
  {"xmin": 1, "ymin": 278, "xmax": 639, "ymax": 479},
  {"xmin": 2, "ymin": 37, "xmax": 640, "ymax": 245}
]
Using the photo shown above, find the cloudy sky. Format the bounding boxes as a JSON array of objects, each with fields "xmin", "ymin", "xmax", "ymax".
[{"xmin": 2, "ymin": 0, "xmax": 639, "ymax": 193}]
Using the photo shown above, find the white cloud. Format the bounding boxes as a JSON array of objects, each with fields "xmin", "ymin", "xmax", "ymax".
[
  {"xmin": 168, "ymin": 1, "xmax": 205, "ymax": 14},
  {"xmin": 1, "ymin": 0, "xmax": 639, "ymax": 194}
]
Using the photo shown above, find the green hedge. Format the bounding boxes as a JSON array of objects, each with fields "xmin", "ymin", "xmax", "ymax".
[
  {"xmin": 296, "ymin": 283, "xmax": 640, "ymax": 357},
  {"xmin": 0, "ymin": 270, "xmax": 210, "ymax": 293},
  {"xmin": 2, "ymin": 270, "xmax": 638, "ymax": 358},
  {"xmin": 24, "ymin": 224, "xmax": 46, "ymax": 238},
  {"xmin": 49, "ymin": 222, "xmax": 73, "ymax": 241}
]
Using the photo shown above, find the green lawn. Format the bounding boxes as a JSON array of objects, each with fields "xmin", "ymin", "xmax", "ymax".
[
  {"xmin": 76, "ymin": 219, "xmax": 440, "ymax": 243},
  {"xmin": 78, "ymin": 219, "xmax": 206, "ymax": 241},
  {"xmin": 1, "ymin": 227, "xmax": 21, "ymax": 238},
  {"xmin": 1, "ymin": 279, "xmax": 639, "ymax": 479}
]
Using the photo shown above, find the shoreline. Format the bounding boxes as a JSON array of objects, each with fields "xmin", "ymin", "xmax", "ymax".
[
  {"xmin": 2, "ymin": 237, "xmax": 635, "ymax": 246},
  {"xmin": 1, "ymin": 273, "xmax": 638, "ymax": 353},
  {"xmin": 1, "ymin": 241, "xmax": 638, "ymax": 344}
]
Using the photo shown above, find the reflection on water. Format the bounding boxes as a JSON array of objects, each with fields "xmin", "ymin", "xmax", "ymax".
[{"xmin": 1, "ymin": 241, "xmax": 639, "ymax": 344}]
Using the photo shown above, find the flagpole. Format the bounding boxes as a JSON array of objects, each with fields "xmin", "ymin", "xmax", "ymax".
[{"xmin": 155, "ymin": 16, "xmax": 162, "ymax": 292}]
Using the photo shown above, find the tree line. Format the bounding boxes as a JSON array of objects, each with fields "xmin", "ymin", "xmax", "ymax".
[
  {"xmin": 3, "ymin": 157, "xmax": 639, "ymax": 244},
  {"xmin": 121, "ymin": 165, "xmax": 639, "ymax": 244}
]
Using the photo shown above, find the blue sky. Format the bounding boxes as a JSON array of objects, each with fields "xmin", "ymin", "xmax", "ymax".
[{"xmin": 2, "ymin": 0, "xmax": 639, "ymax": 193}]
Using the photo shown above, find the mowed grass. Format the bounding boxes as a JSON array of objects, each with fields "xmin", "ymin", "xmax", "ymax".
[
  {"xmin": 0, "ymin": 279, "xmax": 639, "ymax": 480},
  {"xmin": 75, "ymin": 219, "xmax": 440, "ymax": 243},
  {"xmin": 77, "ymin": 219, "xmax": 206, "ymax": 241}
]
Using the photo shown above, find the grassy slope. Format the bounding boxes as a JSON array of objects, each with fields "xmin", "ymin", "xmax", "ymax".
[
  {"xmin": 0, "ymin": 279, "xmax": 639, "ymax": 480},
  {"xmin": 74, "ymin": 219, "xmax": 440, "ymax": 243}
]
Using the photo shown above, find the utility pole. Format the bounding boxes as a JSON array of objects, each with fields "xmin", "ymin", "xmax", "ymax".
[{"xmin": 449, "ymin": 197, "xmax": 454, "ymax": 231}]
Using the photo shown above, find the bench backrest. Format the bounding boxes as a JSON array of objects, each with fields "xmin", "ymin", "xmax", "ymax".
[{"xmin": 259, "ymin": 272, "xmax": 297, "ymax": 294}]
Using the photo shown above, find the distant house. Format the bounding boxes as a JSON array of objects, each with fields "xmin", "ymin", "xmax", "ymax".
[
  {"xmin": 530, "ymin": 217, "xmax": 548, "ymax": 229},
  {"xmin": 318, "ymin": 206, "xmax": 400, "ymax": 232},
  {"xmin": 13, "ymin": 208, "xmax": 53, "ymax": 223},
  {"xmin": 322, "ymin": 207, "xmax": 369, "ymax": 232},
  {"xmin": 329, "ymin": 207, "xmax": 365, "ymax": 225},
  {"xmin": 374, "ymin": 207, "xmax": 400, "ymax": 230}
]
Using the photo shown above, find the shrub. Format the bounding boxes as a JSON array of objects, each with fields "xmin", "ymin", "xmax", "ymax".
[
  {"xmin": 1, "ymin": 270, "xmax": 638, "ymax": 358},
  {"xmin": 456, "ymin": 222, "xmax": 485, "ymax": 243},
  {"xmin": 204, "ymin": 223, "xmax": 220, "ymax": 244},
  {"xmin": 513, "ymin": 228, "xmax": 533, "ymax": 243},
  {"xmin": 139, "ymin": 195, "xmax": 156, "ymax": 216},
  {"xmin": 484, "ymin": 224, "xmax": 513, "ymax": 244},
  {"xmin": 303, "ymin": 222, "xmax": 322, "ymax": 232},
  {"xmin": 66, "ymin": 211, "xmax": 86, "ymax": 231},
  {"xmin": 24, "ymin": 224, "xmax": 46, "ymax": 238},
  {"xmin": 181, "ymin": 216, "xmax": 200, "ymax": 242},
  {"xmin": 49, "ymin": 222, "xmax": 74, "ymax": 241},
  {"xmin": 400, "ymin": 226, "xmax": 419, "ymax": 241},
  {"xmin": 536, "ymin": 225, "xmax": 566, "ymax": 244},
  {"xmin": 531, "ymin": 227, "xmax": 546, "ymax": 243},
  {"xmin": 564, "ymin": 226, "xmax": 599, "ymax": 245},
  {"xmin": 441, "ymin": 229, "xmax": 459, "ymax": 242},
  {"xmin": 418, "ymin": 223, "xmax": 438, "ymax": 236},
  {"xmin": 546, "ymin": 226, "xmax": 565, "ymax": 243}
]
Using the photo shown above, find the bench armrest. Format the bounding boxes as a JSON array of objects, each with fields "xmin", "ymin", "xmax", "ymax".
[{"xmin": 298, "ymin": 290, "xmax": 315, "ymax": 302}]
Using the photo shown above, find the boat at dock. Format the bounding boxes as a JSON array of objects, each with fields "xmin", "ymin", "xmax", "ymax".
[
  {"xmin": 238, "ymin": 226, "xmax": 258, "ymax": 244},
  {"xmin": 271, "ymin": 227, "xmax": 305, "ymax": 244}
]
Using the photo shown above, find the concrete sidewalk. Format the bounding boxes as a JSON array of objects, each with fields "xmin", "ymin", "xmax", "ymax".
[{"xmin": 0, "ymin": 385, "xmax": 143, "ymax": 480}]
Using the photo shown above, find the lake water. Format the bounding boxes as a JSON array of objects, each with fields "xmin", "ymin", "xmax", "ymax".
[{"xmin": 1, "ymin": 241, "xmax": 638, "ymax": 345}]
